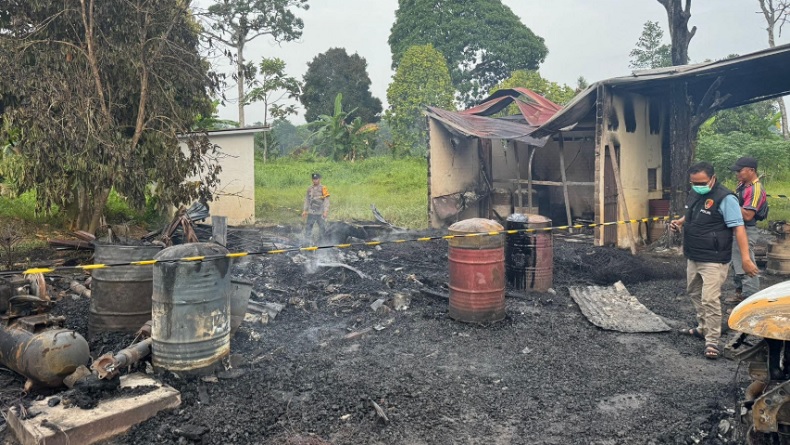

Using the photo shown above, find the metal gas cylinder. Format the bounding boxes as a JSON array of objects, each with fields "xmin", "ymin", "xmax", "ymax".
[
  {"xmin": 0, "ymin": 313, "xmax": 90, "ymax": 389},
  {"xmin": 447, "ymin": 218, "xmax": 506, "ymax": 324},
  {"xmin": 151, "ymin": 243, "xmax": 231, "ymax": 375}
]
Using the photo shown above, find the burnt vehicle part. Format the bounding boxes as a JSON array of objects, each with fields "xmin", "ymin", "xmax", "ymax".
[
  {"xmin": 729, "ymin": 280, "xmax": 790, "ymax": 443},
  {"xmin": 0, "ymin": 296, "xmax": 90, "ymax": 390}
]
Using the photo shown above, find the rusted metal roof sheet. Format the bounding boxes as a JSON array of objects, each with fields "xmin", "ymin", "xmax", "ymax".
[
  {"xmin": 531, "ymin": 43, "xmax": 790, "ymax": 138},
  {"xmin": 461, "ymin": 88, "xmax": 562, "ymax": 126},
  {"xmin": 568, "ymin": 281, "xmax": 671, "ymax": 333},
  {"xmin": 425, "ymin": 106, "xmax": 548, "ymax": 146}
]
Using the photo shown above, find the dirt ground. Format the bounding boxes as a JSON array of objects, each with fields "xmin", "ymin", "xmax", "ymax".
[{"xmin": 0, "ymin": 226, "xmax": 779, "ymax": 445}]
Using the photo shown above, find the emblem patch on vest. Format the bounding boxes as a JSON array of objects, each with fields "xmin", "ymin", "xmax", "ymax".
[{"xmin": 704, "ymin": 199, "xmax": 714, "ymax": 209}]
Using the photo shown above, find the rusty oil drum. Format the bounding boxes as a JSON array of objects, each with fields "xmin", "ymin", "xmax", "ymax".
[
  {"xmin": 229, "ymin": 277, "xmax": 253, "ymax": 336},
  {"xmin": 151, "ymin": 243, "xmax": 231, "ymax": 374},
  {"xmin": 505, "ymin": 214, "xmax": 553, "ymax": 292},
  {"xmin": 447, "ymin": 218, "xmax": 506, "ymax": 323},
  {"xmin": 89, "ymin": 244, "xmax": 163, "ymax": 338}
]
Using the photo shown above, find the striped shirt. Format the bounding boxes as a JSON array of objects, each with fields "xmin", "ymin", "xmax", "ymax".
[{"xmin": 735, "ymin": 179, "xmax": 767, "ymax": 226}]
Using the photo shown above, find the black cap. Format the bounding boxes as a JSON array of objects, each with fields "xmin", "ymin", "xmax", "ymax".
[
  {"xmin": 729, "ymin": 156, "xmax": 758, "ymax": 172},
  {"xmin": 311, "ymin": 173, "xmax": 321, "ymax": 179}
]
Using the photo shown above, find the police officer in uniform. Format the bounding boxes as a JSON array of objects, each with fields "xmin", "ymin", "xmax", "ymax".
[
  {"xmin": 302, "ymin": 173, "xmax": 330, "ymax": 244},
  {"xmin": 670, "ymin": 162, "xmax": 758, "ymax": 360}
]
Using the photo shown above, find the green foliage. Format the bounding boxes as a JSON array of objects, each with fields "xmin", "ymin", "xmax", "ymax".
[
  {"xmin": 193, "ymin": 100, "xmax": 239, "ymax": 131},
  {"xmin": 389, "ymin": 0, "xmax": 548, "ymax": 106},
  {"xmin": 629, "ymin": 21, "xmax": 672, "ymax": 69},
  {"xmin": 200, "ymin": 0, "xmax": 308, "ymax": 125},
  {"xmin": 301, "ymin": 48, "xmax": 382, "ymax": 123},
  {"xmin": 707, "ymin": 102, "xmax": 780, "ymax": 138},
  {"xmin": 309, "ymin": 94, "xmax": 378, "ymax": 161},
  {"xmin": 255, "ymin": 157, "xmax": 428, "ymax": 228},
  {"xmin": 696, "ymin": 132, "xmax": 790, "ymax": 184},
  {"xmin": 246, "ymin": 57, "xmax": 301, "ymax": 162},
  {"xmin": 385, "ymin": 44, "xmax": 455, "ymax": 157},
  {"xmin": 490, "ymin": 70, "xmax": 576, "ymax": 107},
  {"xmin": 271, "ymin": 119, "xmax": 312, "ymax": 155},
  {"xmin": 245, "ymin": 58, "xmax": 301, "ymax": 122},
  {"xmin": 0, "ymin": 0, "xmax": 222, "ymax": 231}
]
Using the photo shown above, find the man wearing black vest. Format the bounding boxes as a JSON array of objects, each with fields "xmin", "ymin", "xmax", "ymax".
[{"xmin": 669, "ymin": 162, "xmax": 758, "ymax": 360}]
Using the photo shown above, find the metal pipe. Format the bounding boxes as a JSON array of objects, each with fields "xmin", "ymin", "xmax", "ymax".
[{"xmin": 92, "ymin": 337, "xmax": 152, "ymax": 380}]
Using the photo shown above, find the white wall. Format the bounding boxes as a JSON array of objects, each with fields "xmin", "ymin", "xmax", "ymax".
[{"xmin": 181, "ymin": 132, "xmax": 256, "ymax": 225}]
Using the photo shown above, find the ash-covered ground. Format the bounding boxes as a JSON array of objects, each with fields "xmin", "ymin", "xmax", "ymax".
[{"xmin": 1, "ymin": 229, "xmax": 774, "ymax": 445}]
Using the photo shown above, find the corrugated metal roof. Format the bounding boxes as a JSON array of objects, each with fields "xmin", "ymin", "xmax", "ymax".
[
  {"xmin": 461, "ymin": 88, "xmax": 562, "ymax": 126},
  {"xmin": 425, "ymin": 106, "xmax": 548, "ymax": 146},
  {"xmin": 531, "ymin": 43, "xmax": 790, "ymax": 138}
]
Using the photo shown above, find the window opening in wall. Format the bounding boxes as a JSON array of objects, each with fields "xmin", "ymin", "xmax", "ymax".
[{"xmin": 648, "ymin": 168, "xmax": 658, "ymax": 192}]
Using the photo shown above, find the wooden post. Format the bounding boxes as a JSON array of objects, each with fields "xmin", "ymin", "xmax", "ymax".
[
  {"xmin": 606, "ymin": 146, "xmax": 638, "ymax": 255},
  {"xmin": 557, "ymin": 133, "xmax": 573, "ymax": 232},
  {"xmin": 212, "ymin": 216, "xmax": 227, "ymax": 247},
  {"xmin": 527, "ymin": 146, "xmax": 537, "ymax": 211},
  {"xmin": 513, "ymin": 141, "xmax": 523, "ymax": 210}
]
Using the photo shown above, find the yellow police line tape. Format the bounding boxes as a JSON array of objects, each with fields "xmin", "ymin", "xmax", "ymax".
[
  {"xmin": 12, "ymin": 215, "xmax": 676, "ymax": 276},
  {"xmin": 768, "ymin": 194, "xmax": 790, "ymax": 200}
]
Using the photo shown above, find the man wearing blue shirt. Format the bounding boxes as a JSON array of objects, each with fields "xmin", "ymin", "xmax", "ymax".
[{"xmin": 669, "ymin": 162, "xmax": 758, "ymax": 360}]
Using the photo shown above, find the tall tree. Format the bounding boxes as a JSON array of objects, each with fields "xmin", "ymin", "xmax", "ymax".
[
  {"xmin": 198, "ymin": 0, "xmax": 308, "ymax": 127},
  {"xmin": 386, "ymin": 44, "xmax": 455, "ymax": 157},
  {"xmin": 629, "ymin": 21, "xmax": 672, "ymax": 69},
  {"xmin": 757, "ymin": 0, "xmax": 790, "ymax": 139},
  {"xmin": 301, "ymin": 48, "xmax": 382, "ymax": 124},
  {"xmin": 0, "ymin": 0, "xmax": 221, "ymax": 232},
  {"xmin": 389, "ymin": 0, "xmax": 548, "ymax": 106},
  {"xmin": 246, "ymin": 57, "xmax": 301, "ymax": 162}
]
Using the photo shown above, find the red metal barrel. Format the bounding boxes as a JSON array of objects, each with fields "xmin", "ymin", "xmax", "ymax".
[
  {"xmin": 447, "ymin": 218, "xmax": 506, "ymax": 323},
  {"xmin": 505, "ymin": 214, "xmax": 553, "ymax": 292}
]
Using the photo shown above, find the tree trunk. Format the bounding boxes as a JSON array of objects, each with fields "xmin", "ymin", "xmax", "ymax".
[
  {"xmin": 87, "ymin": 187, "xmax": 111, "ymax": 234},
  {"xmin": 779, "ymin": 98, "xmax": 790, "ymax": 139},
  {"xmin": 658, "ymin": 0, "xmax": 697, "ymax": 219},
  {"xmin": 237, "ymin": 39, "xmax": 246, "ymax": 127},
  {"xmin": 668, "ymin": 83, "xmax": 694, "ymax": 218},
  {"xmin": 759, "ymin": 0, "xmax": 790, "ymax": 139}
]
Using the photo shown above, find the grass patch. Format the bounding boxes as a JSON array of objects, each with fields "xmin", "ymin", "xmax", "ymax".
[
  {"xmin": 0, "ymin": 191, "xmax": 63, "ymax": 224},
  {"xmin": 255, "ymin": 157, "xmax": 428, "ymax": 228}
]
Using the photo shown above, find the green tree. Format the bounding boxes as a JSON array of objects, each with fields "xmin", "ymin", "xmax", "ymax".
[
  {"xmin": 0, "ymin": 0, "xmax": 221, "ymax": 232},
  {"xmin": 490, "ymin": 70, "xmax": 576, "ymax": 106},
  {"xmin": 246, "ymin": 57, "xmax": 301, "ymax": 162},
  {"xmin": 301, "ymin": 48, "xmax": 382, "ymax": 124},
  {"xmin": 386, "ymin": 44, "xmax": 455, "ymax": 157},
  {"xmin": 389, "ymin": 0, "xmax": 548, "ymax": 106},
  {"xmin": 708, "ymin": 101, "xmax": 780, "ymax": 138},
  {"xmin": 198, "ymin": 0, "xmax": 308, "ymax": 127},
  {"xmin": 576, "ymin": 76, "xmax": 590, "ymax": 92},
  {"xmin": 193, "ymin": 100, "xmax": 239, "ymax": 131},
  {"xmin": 271, "ymin": 119, "xmax": 312, "ymax": 156},
  {"xmin": 697, "ymin": 131, "xmax": 790, "ymax": 184},
  {"xmin": 309, "ymin": 94, "xmax": 378, "ymax": 161},
  {"xmin": 629, "ymin": 21, "xmax": 672, "ymax": 69}
]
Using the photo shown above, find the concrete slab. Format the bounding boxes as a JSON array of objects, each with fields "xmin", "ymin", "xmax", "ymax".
[{"xmin": 7, "ymin": 373, "xmax": 180, "ymax": 445}]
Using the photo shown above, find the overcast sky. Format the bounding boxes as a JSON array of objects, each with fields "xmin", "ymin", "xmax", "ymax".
[{"xmin": 209, "ymin": 0, "xmax": 789, "ymax": 124}]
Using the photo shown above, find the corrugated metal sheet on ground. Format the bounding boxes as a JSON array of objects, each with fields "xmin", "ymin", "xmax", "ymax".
[{"xmin": 568, "ymin": 281, "xmax": 670, "ymax": 333}]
